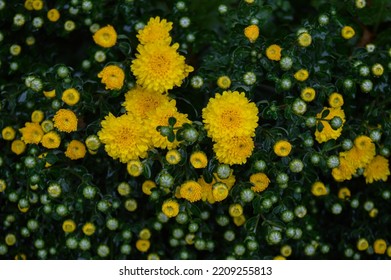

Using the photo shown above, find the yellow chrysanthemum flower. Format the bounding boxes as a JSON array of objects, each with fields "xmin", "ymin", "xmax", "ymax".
[
  {"xmin": 162, "ymin": 199, "xmax": 180, "ymax": 218},
  {"xmin": 122, "ymin": 86, "xmax": 169, "ymax": 119},
  {"xmin": 5, "ymin": 234, "xmax": 16, "ymax": 246},
  {"xmin": 2, "ymin": 126, "xmax": 16, "ymax": 141},
  {"xmin": 62, "ymin": 219, "xmax": 76, "ymax": 233},
  {"xmin": 137, "ymin": 16, "xmax": 173, "ymax": 45},
  {"xmin": 65, "ymin": 140, "xmax": 87, "ymax": 160},
  {"xmin": 82, "ymin": 222, "xmax": 96, "ymax": 236},
  {"xmin": 338, "ymin": 187, "xmax": 351, "ymax": 200},
  {"xmin": 353, "ymin": 135, "xmax": 376, "ymax": 164},
  {"xmin": 266, "ymin": 44, "xmax": 282, "ymax": 61},
  {"xmin": 131, "ymin": 42, "xmax": 194, "ymax": 93},
  {"xmin": 19, "ymin": 122, "xmax": 44, "ymax": 144},
  {"xmin": 190, "ymin": 151, "xmax": 208, "ymax": 168},
  {"xmin": 373, "ymin": 239, "xmax": 387, "ymax": 254},
  {"xmin": 47, "ymin": 9, "xmax": 60, "ymax": 22},
  {"xmin": 53, "ymin": 109, "xmax": 78, "ymax": 133},
  {"xmin": 98, "ymin": 113, "xmax": 150, "ymax": 163},
  {"xmin": 136, "ymin": 239, "xmax": 150, "ymax": 253},
  {"xmin": 31, "ymin": 110, "xmax": 44, "ymax": 123},
  {"xmin": 301, "ymin": 87, "xmax": 316, "ymax": 102},
  {"xmin": 363, "ymin": 155, "xmax": 390, "ymax": 184},
  {"xmin": 97, "ymin": 65, "xmax": 125, "ymax": 90},
  {"xmin": 213, "ymin": 136, "xmax": 255, "ymax": 165},
  {"xmin": 357, "ymin": 238, "xmax": 369, "ymax": 251},
  {"xmin": 229, "ymin": 203, "xmax": 243, "ymax": 217},
  {"xmin": 212, "ymin": 182, "xmax": 229, "ymax": 202},
  {"xmin": 62, "ymin": 88, "xmax": 80, "ymax": 106},
  {"xmin": 24, "ymin": 0, "xmax": 34, "ymax": 10},
  {"xmin": 233, "ymin": 215, "xmax": 246, "ymax": 227},
  {"xmin": 311, "ymin": 181, "xmax": 328, "ymax": 196},
  {"xmin": 166, "ymin": 149, "xmax": 182, "ymax": 165},
  {"xmin": 298, "ymin": 32, "xmax": 312, "ymax": 47},
  {"xmin": 145, "ymin": 100, "xmax": 190, "ymax": 150},
  {"xmin": 202, "ymin": 91, "xmax": 259, "ymax": 141},
  {"xmin": 244, "ymin": 24, "xmax": 259, "ymax": 43},
  {"xmin": 315, "ymin": 107, "xmax": 345, "ymax": 143},
  {"xmin": 328, "ymin": 92, "xmax": 344, "ymax": 108},
  {"xmin": 198, "ymin": 176, "xmax": 216, "ymax": 204},
  {"xmin": 142, "ymin": 180, "xmax": 157, "ymax": 195},
  {"xmin": 273, "ymin": 140, "xmax": 292, "ymax": 157},
  {"xmin": 11, "ymin": 140, "xmax": 26, "ymax": 155},
  {"xmin": 41, "ymin": 131, "xmax": 61, "ymax": 149},
  {"xmin": 341, "ymin": 26, "xmax": 355, "ymax": 39},
  {"xmin": 43, "ymin": 89, "xmax": 56, "ymax": 98},
  {"xmin": 217, "ymin": 76, "xmax": 231, "ymax": 89},
  {"xmin": 249, "ymin": 172, "xmax": 270, "ymax": 192},
  {"xmin": 127, "ymin": 160, "xmax": 143, "ymax": 177},
  {"xmin": 0, "ymin": 179, "xmax": 7, "ymax": 192},
  {"xmin": 93, "ymin": 25, "xmax": 117, "ymax": 48},
  {"xmin": 294, "ymin": 69, "xmax": 309, "ymax": 81},
  {"xmin": 331, "ymin": 157, "xmax": 356, "ymax": 182},
  {"xmin": 180, "ymin": 181, "xmax": 202, "ymax": 202}
]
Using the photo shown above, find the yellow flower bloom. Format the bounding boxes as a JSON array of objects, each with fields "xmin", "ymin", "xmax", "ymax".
[
  {"xmin": 139, "ymin": 228, "xmax": 151, "ymax": 240},
  {"xmin": 97, "ymin": 65, "xmax": 125, "ymax": 90},
  {"xmin": 294, "ymin": 69, "xmax": 309, "ymax": 81},
  {"xmin": 311, "ymin": 181, "xmax": 328, "ymax": 196},
  {"xmin": 372, "ymin": 63, "xmax": 384, "ymax": 77},
  {"xmin": 214, "ymin": 136, "xmax": 255, "ymax": 165},
  {"xmin": 244, "ymin": 24, "xmax": 259, "ymax": 43},
  {"xmin": 198, "ymin": 176, "xmax": 216, "ymax": 204},
  {"xmin": 31, "ymin": 110, "xmax": 44, "ymax": 123},
  {"xmin": 85, "ymin": 135, "xmax": 101, "ymax": 151},
  {"xmin": 228, "ymin": 203, "xmax": 243, "ymax": 217},
  {"xmin": 98, "ymin": 113, "xmax": 150, "ymax": 163},
  {"xmin": 266, "ymin": 44, "xmax": 282, "ymax": 61},
  {"xmin": 332, "ymin": 157, "xmax": 356, "ymax": 182},
  {"xmin": 136, "ymin": 239, "xmax": 150, "ymax": 253},
  {"xmin": 0, "ymin": 179, "xmax": 6, "ymax": 192},
  {"xmin": 24, "ymin": 0, "xmax": 34, "ymax": 10},
  {"xmin": 53, "ymin": 109, "xmax": 78, "ymax": 133},
  {"xmin": 341, "ymin": 26, "xmax": 355, "ymax": 39},
  {"xmin": 65, "ymin": 140, "xmax": 87, "ymax": 160},
  {"xmin": 328, "ymin": 92, "xmax": 344, "ymax": 108},
  {"xmin": 117, "ymin": 182, "xmax": 131, "ymax": 196},
  {"xmin": 280, "ymin": 245, "xmax": 292, "ymax": 257},
  {"xmin": 273, "ymin": 255, "xmax": 286, "ymax": 260},
  {"xmin": 250, "ymin": 172, "xmax": 270, "ymax": 192},
  {"xmin": 301, "ymin": 87, "xmax": 316, "ymax": 102},
  {"xmin": 11, "ymin": 140, "xmax": 26, "ymax": 155},
  {"xmin": 363, "ymin": 155, "xmax": 390, "ymax": 184},
  {"xmin": 202, "ymin": 91, "xmax": 259, "ymax": 141},
  {"xmin": 357, "ymin": 238, "xmax": 369, "ymax": 251},
  {"xmin": 2, "ymin": 126, "xmax": 16, "ymax": 141},
  {"xmin": 233, "ymin": 215, "xmax": 246, "ymax": 227},
  {"xmin": 41, "ymin": 131, "xmax": 61, "ymax": 149},
  {"xmin": 47, "ymin": 9, "xmax": 60, "ymax": 22},
  {"xmin": 273, "ymin": 140, "xmax": 292, "ymax": 157},
  {"xmin": 19, "ymin": 122, "xmax": 44, "ymax": 144},
  {"xmin": 82, "ymin": 222, "xmax": 96, "ymax": 236},
  {"xmin": 43, "ymin": 89, "xmax": 56, "ymax": 98},
  {"xmin": 93, "ymin": 25, "xmax": 117, "ymax": 48},
  {"xmin": 5, "ymin": 234, "xmax": 16, "ymax": 246},
  {"xmin": 137, "ymin": 16, "xmax": 173, "ymax": 45},
  {"xmin": 125, "ymin": 199, "xmax": 138, "ymax": 212},
  {"xmin": 122, "ymin": 86, "xmax": 170, "ymax": 120},
  {"xmin": 131, "ymin": 42, "xmax": 194, "ymax": 93},
  {"xmin": 142, "ymin": 180, "xmax": 157, "ymax": 195},
  {"xmin": 145, "ymin": 100, "xmax": 190, "ymax": 150},
  {"xmin": 373, "ymin": 239, "xmax": 387, "ymax": 254},
  {"xmin": 127, "ymin": 160, "xmax": 143, "ymax": 177},
  {"xmin": 315, "ymin": 107, "xmax": 345, "ymax": 143},
  {"xmin": 212, "ymin": 182, "xmax": 229, "ymax": 202},
  {"xmin": 162, "ymin": 199, "xmax": 180, "ymax": 218},
  {"xmin": 190, "ymin": 151, "xmax": 208, "ymax": 168},
  {"xmin": 180, "ymin": 181, "xmax": 202, "ymax": 202},
  {"xmin": 62, "ymin": 219, "xmax": 76, "ymax": 233},
  {"xmin": 32, "ymin": 0, "xmax": 43, "ymax": 10},
  {"xmin": 298, "ymin": 32, "xmax": 312, "ymax": 47},
  {"xmin": 351, "ymin": 135, "xmax": 376, "ymax": 168},
  {"xmin": 166, "ymin": 149, "xmax": 182, "ymax": 165},
  {"xmin": 217, "ymin": 75, "xmax": 231, "ymax": 89},
  {"xmin": 338, "ymin": 187, "xmax": 351, "ymax": 200},
  {"xmin": 62, "ymin": 88, "xmax": 80, "ymax": 106}
]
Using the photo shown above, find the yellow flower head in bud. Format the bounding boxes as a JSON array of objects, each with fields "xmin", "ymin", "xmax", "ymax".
[
  {"xmin": 127, "ymin": 160, "xmax": 143, "ymax": 177},
  {"xmin": 338, "ymin": 187, "xmax": 351, "ymax": 200},
  {"xmin": 162, "ymin": 199, "xmax": 180, "ymax": 218},
  {"xmin": 250, "ymin": 172, "xmax": 270, "ymax": 193},
  {"xmin": 212, "ymin": 182, "xmax": 229, "ymax": 202},
  {"xmin": 228, "ymin": 203, "xmax": 243, "ymax": 217},
  {"xmin": 294, "ymin": 69, "xmax": 309, "ymax": 82},
  {"xmin": 166, "ymin": 149, "xmax": 182, "ymax": 165},
  {"xmin": 328, "ymin": 92, "xmax": 344, "ymax": 108},
  {"xmin": 266, "ymin": 44, "xmax": 282, "ymax": 61},
  {"xmin": 85, "ymin": 135, "xmax": 101, "ymax": 151},
  {"xmin": 298, "ymin": 32, "xmax": 312, "ymax": 47},
  {"xmin": 190, "ymin": 151, "xmax": 208, "ymax": 168},
  {"xmin": 93, "ymin": 25, "xmax": 117, "ymax": 48},
  {"xmin": 117, "ymin": 182, "xmax": 131, "ymax": 196},
  {"xmin": 5, "ymin": 234, "xmax": 16, "ymax": 246},
  {"xmin": 180, "ymin": 181, "xmax": 202, "ymax": 202},
  {"xmin": 233, "ymin": 215, "xmax": 246, "ymax": 227},
  {"xmin": 142, "ymin": 180, "xmax": 157, "ymax": 195},
  {"xmin": 2, "ymin": 126, "xmax": 16, "ymax": 141},
  {"xmin": 53, "ymin": 109, "xmax": 78, "ymax": 133},
  {"xmin": 43, "ymin": 89, "xmax": 56, "ymax": 98},
  {"xmin": 41, "ymin": 120, "xmax": 54, "ymax": 133},
  {"xmin": 41, "ymin": 131, "xmax": 61, "ymax": 149},
  {"xmin": 280, "ymin": 245, "xmax": 292, "ymax": 257},
  {"xmin": 24, "ymin": 0, "xmax": 34, "ymax": 10},
  {"xmin": 373, "ymin": 239, "xmax": 387, "ymax": 254},
  {"xmin": 31, "ymin": 110, "xmax": 44, "ymax": 123},
  {"xmin": 371, "ymin": 63, "xmax": 384, "ymax": 77},
  {"xmin": 0, "ymin": 179, "xmax": 7, "ymax": 192},
  {"xmin": 98, "ymin": 65, "xmax": 125, "ymax": 90},
  {"xmin": 65, "ymin": 140, "xmax": 86, "ymax": 160},
  {"xmin": 62, "ymin": 88, "xmax": 80, "ymax": 106},
  {"xmin": 357, "ymin": 238, "xmax": 369, "ymax": 251},
  {"xmin": 311, "ymin": 181, "xmax": 328, "ymax": 196},
  {"xmin": 244, "ymin": 25, "xmax": 259, "ymax": 43},
  {"xmin": 301, "ymin": 87, "xmax": 316, "ymax": 102},
  {"xmin": 11, "ymin": 140, "xmax": 26, "ymax": 155},
  {"xmin": 62, "ymin": 219, "xmax": 76, "ymax": 233},
  {"xmin": 274, "ymin": 255, "xmax": 286, "ymax": 260},
  {"xmin": 124, "ymin": 199, "xmax": 138, "ymax": 212},
  {"xmin": 341, "ymin": 26, "xmax": 355, "ymax": 39},
  {"xmin": 139, "ymin": 228, "xmax": 151, "ymax": 240},
  {"xmin": 47, "ymin": 9, "xmax": 60, "ymax": 22},
  {"xmin": 273, "ymin": 140, "xmax": 292, "ymax": 157},
  {"xmin": 369, "ymin": 208, "xmax": 378, "ymax": 218},
  {"xmin": 136, "ymin": 239, "xmax": 150, "ymax": 253},
  {"xmin": 217, "ymin": 75, "xmax": 231, "ymax": 89},
  {"xmin": 32, "ymin": 0, "xmax": 43, "ymax": 10},
  {"xmin": 82, "ymin": 222, "xmax": 96, "ymax": 236}
]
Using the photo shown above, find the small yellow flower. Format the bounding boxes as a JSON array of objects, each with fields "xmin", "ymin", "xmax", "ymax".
[
  {"xmin": 266, "ymin": 44, "xmax": 282, "ymax": 61},
  {"xmin": 217, "ymin": 75, "xmax": 231, "ymax": 89},
  {"xmin": 41, "ymin": 131, "xmax": 61, "ymax": 149},
  {"xmin": 139, "ymin": 229, "xmax": 151, "ymax": 240},
  {"xmin": 24, "ymin": 0, "xmax": 34, "ymax": 10},
  {"xmin": 298, "ymin": 32, "xmax": 312, "ymax": 47},
  {"xmin": 166, "ymin": 149, "xmax": 182, "ymax": 165},
  {"xmin": 82, "ymin": 222, "xmax": 96, "ymax": 236},
  {"xmin": 2, "ymin": 126, "xmax": 16, "ymax": 141},
  {"xmin": 136, "ymin": 16, "xmax": 173, "ymax": 45},
  {"xmin": 180, "ymin": 181, "xmax": 202, "ymax": 202},
  {"xmin": 62, "ymin": 219, "xmax": 77, "ymax": 233},
  {"xmin": 301, "ymin": 87, "xmax": 316, "ymax": 102},
  {"xmin": 65, "ymin": 140, "xmax": 86, "ymax": 160},
  {"xmin": 244, "ymin": 24, "xmax": 259, "ymax": 43},
  {"xmin": 127, "ymin": 160, "xmax": 143, "ymax": 177},
  {"xmin": 136, "ymin": 239, "xmax": 151, "ymax": 253},
  {"xmin": 294, "ymin": 69, "xmax": 309, "ymax": 82},
  {"xmin": 341, "ymin": 26, "xmax": 355, "ymax": 39},
  {"xmin": 5, "ymin": 234, "xmax": 16, "ymax": 246},
  {"xmin": 228, "ymin": 203, "xmax": 243, "ymax": 217},
  {"xmin": 0, "ymin": 179, "xmax": 6, "ymax": 192},
  {"xmin": 53, "ymin": 109, "xmax": 78, "ymax": 133},
  {"xmin": 97, "ymin": 65, "xmax": 125, "ymax": 90},
  {"xmin": 85, "ymin": 135, "xmax": 101, "ymax": 151},
  {"xmin": 328, "ymin": 92, "xmax": 344, "ymax": 108},
  {"xmin": 11, "ymin": 140, "xmax": 26, "ymax": 155},
  {"xmin": 32, "ymin": 0, "xmax": 43, "ymax": 10},
  {"xmin": 43, "ymin": 89, "xmax": 56, "ymax": 98},
  {"xmin": 19, "ymin": 122, "xmax": 44, "ymax": 144},
  {"xmin": 233, "ymin": 215, "xmax": 246, "ymax": 226},
  {"xmin": 280, "ymin": 245, "xmax": 292, "ymax": 257},
  {"xmin": 48, "ymin": 184, "xmax": 62, "ymax": 198},
  {"xmin": 62, "ymin": 88, "xmax": 80, "ymax": 106},
  {"xmin": 371, "ymin": 63, "xmax": 384, "ymax": 77},
  {"xmin": 369, "ymin": 208, "xmax": 378, "ymax": 218},
  {"xmin": 373, "ymin": 239, "xmax": 387, "ymax": 254},
  {"xmin": 31, "ymin": 110, "xmax": 44, "ymax": 123},
  {"xmin": 357, "ymin": 238, "xmax": 369, "ymax": 251},
  {"xmin": 142, "ymin": 180, "xmax": 157, "ymax": 195},
  {"xmin": 311, "ymin": 181, "xmax": 328, "ymax": 196},
  {"xmin": 47, "ymin": 9, "xmax": 60, "ymax": 22},
  {"xmin": 214, "ymin": 136, "xmax": 255, "ymax": 165},
  {"xmin": 162, "ymin": 199, "xmax": 180, "ymax": 218},
  {"xmin": 124, "ymin": 199, "xmax": 138, "ymax": 212},
  {"xmin": 273, "ymin": 255, "xmax": 286, "ymax": 260},
  {"xmin": 41, "ymin": 120, "xmax": 54, "ymax": 133},
  {"xmin": 212, "ymin": 182, "xmax": 229, "ymax": 202},
  {"xmin": 363, "ymin": 155, "xmax": 390, "ymax": 184},
  {"xmin": 273, "ymin": 140, "xmax": 292, "ymax": 157},
  {"xmin": 93, "ymin": 25, "xmax": 117, "ymax": 48},
  {"xmin": 190, "ymin": 151, "xmax": 208, "ymax": 168},
  {"xmin": 250, "ymin": 172, "xmax": 270, "ymax": 193},
  {"xmin": 338, "ymin": 187, "xmax": 351, "ymax": 200},
  {"xmin": 117, "ymin": 182, "xmax": 131, "ymax": 196}
]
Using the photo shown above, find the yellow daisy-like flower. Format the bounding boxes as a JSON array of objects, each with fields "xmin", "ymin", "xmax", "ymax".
[
  {"xmin": 228, "ymin": 203, "xmax": 243, "ymax": 217},
  {"xmin": 62, "ymin": 88, "xmax": 80, "ymax": 106},
  {"xmin": 328, "ymin": 92, "xmax": 344, "ymax": 108},
  {"xmin": 117, "ymin": 182, "xmax": 131, "ymax": 196},
  {"xmin": 212, "ymin": 182, "xmax": 229, "ymax": 202},
  {"xmin": 0, "ymin": 179, "xmax": 6, "ymax": 192},
  {"xmin": 202, "ymin": 91, "xmax": 259, "ymax": 141},
  {"xmin": 166, "ymin": 149, "xmax": 182, "ymax": 165},
  {"xmin": 198, "ymin": 176, "xmax": 216, "ymax": 204},
  {"xmin": 136, "ymin": 239, "xmax": 151, "ymax": 253},
  {"xmin": 363, "ymin": 155, "xmax": 390, "ymax": 184},
  {"xmin": 273, "ymin": 140, "xmax": 292, "ymax": 157},
  {"xmin": 93, "ymin": 25, "xmax": 117, "ymax": 48},
  {"xmin": 131, "ymin": 42, "xmax": 194, "ymax": 93},
  {"xmin": 298, "ymin": 32, "xmax": 312, "ymax": 47},
  {"xmin": 24, "ymin": 0, "xmax": 34, "ymax": 10},
  {"xmin": 97, "ymin": 65, "xmax": 125, "ymax": 90},
  {"xmin": 122, "ymin": 86, "xmax": 169, "ymax": 119},
  {"xmin": 372, "ymin": 63, "xmax": 384, "ymax": 77},
  {"xmin": 249, "ymin": 172, "xmax": 270, "ymax": 193},
  {"xmin": 65, "ymin": 140, "xmax": 87, "ymax": 160},
  {"xmin": 338, "ymin": 187, "xmax": 351, "ymax": 200},
  {"xmin": 244, "ymin": 24, "xmax": 259, "ymax": 43},
  {"xmin": 53, "ymin": 109, "xmax": 78, "ymax": 133},
  {"xmin": 142, "ymin": 180, "xmax": 157, "ymax": 195},
  {"xmin": 266, "ymin": 44, "xmax": 282, "ymax": 61},
  {"xmin": 41, "ymin": 131, "xmax": 61, "ymax": 149},
  {"xmin": 349, "ymin": 135, "xmax": 376, "ymax": 168},
  {"xmin": 137, "ymin": 16, "xmax": 173, "ymax": 45},
  {"xmin": 217, "ymin": 76, "xmax": 231, "ymax": 89},
  {"xmin": 162, "ymin": 199, "xmax": 180, "ymax": 218},
  {"xmin": 301, "ymin": 87, "xmax": 316, "ymax": 102},
  {"xmin": 294, "ymin": 69, "xmax": 309, "ymax": 82},
  {"xmin": 357, "ymin": 238, "xmax": 369, "ymax": 251},
  {"xmin": 82, "ymin": 222, "xmax": 96, "ymax": 236},
  {"xmin": 47, "ymin": 8, "xmax": 60, "ymax": 22},
  {"xmin": 233, "ymin": 215, "xmax": 246, "ymax": 227},
  {"xmin": 311, "ymin": 181, "xmax": 328, "ymax": 196},
  {"xmin": 190, "ymin": 151, "xmax": 208, "ymax": 169},
  {"xmin": 331, "ymin": 156, "xmax": 356, "ymax": 182},
  {"xmin": 11, "ymin": 140, "xmax": 26, "ymax": 155},
  {"xmin": 127, "ymin": 160, "xmax": 143, "ymax": 177},
  {"xmin": 19, "ymin": 122, "xmax": 44, "ymax": 144},
  {"xmin": 43, "ymin": 89, "xmax": 56, "ymax": 98},
  {"xmin": 145, "ymin": 100, "xmax": 190, "ymax": 150},
  {"xmin": 62, "ymin": 219, "xmax": 76, "ymax": 233},
  {"xmin": 373, "ymin": 239, "xmax": 387, "ymax": 254},
  {"xmin": 2, "ymin": 126, "xmax": 16, "ymax": 141},
  {"xmin": 341, "ymin": 26, "xmax": 355, "ymax": 39},
  {"xmin": 98, "ymin": 113, "xmax": 150, "ymax": 163},
  {"xmin": 214, "ymin": 136, "xmax": 255, "ymax": 165},
  {"xmin": 180, "ymin": 180, "xmax": 202, "ymax": 202},
  {"xmin": 315, "ymin": 107, "xmax": 345, "ymax": 143},
  {"xmin": 31, "ymin": 110, "xmax": 44, "ymax": 123}
]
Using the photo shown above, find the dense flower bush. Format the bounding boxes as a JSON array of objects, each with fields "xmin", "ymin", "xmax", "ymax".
[{"xmin": 1, "ymin": 0, "xmax": 391, "ymax": 260}]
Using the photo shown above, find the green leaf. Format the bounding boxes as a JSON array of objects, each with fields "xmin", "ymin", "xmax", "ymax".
[
  {"xmin": 321, "ymin": 109, "xmax": 330, "ymax": 119},
  {"xmin": 317, "ymin": 121, "xmax": 324, "ymax": 132},
  {"xmin": 168, "ymin": 117, "xmax": 177, "ymax": 127}
]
